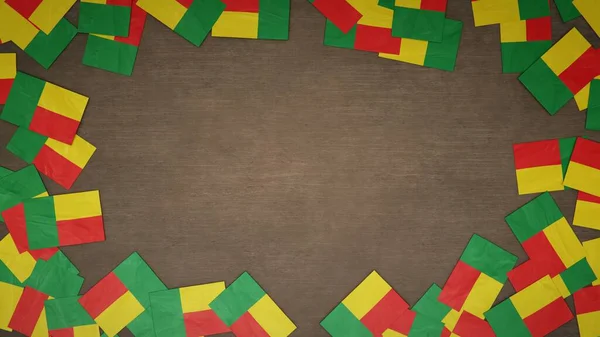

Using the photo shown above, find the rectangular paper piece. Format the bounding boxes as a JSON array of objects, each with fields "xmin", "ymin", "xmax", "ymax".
[
  {"xmin": 308, "ymin": 0, "xmax": 362, "ymax": 33},
  {"xmin": 574, "ymin": 192, "xmax": 600, "ymax": 230},
  {"xmin": 586, "ymin": 79, "xmax": 600, "ymax": 130},
  {"xmin": 0, "ymin": 53, "xmax": 16, "ymax": 104},
  {"xmin": 472, "ymin": 0, "xmax": 549, "ymax": 26},
  {"xmin": 137, "ymin": 0, "xmax": 226, "ymax": 46},
  {"xmin": 0, "ymin": 3, "xmax": 76, "ymax": 69},
  {"xmin": 554, "ymin": 0, "xmax": 580, "ymax": 22},
  {"xmin": 583, "ymin": 238, "xmax": 600, "ymax": 285},
  {"xmin": 519, "ymin": 28, "xmax": 600, "ymax": 115},
  {"xmin": 573, "ymin": 0, "xmax": 600, "ymax": 38},
  {"xmin": 83, "ymin": 2, "xmax": 147, "ymax": 76},
  {"xmin": 574, "ymin": 286, "xmax": 600, "ymax": 337},
  {"xmin": 7, "ymin": 128, "xmax": 96, "ymax": 189},
  {"xmin": 392, "ymin": 0, "xmax": 448, "ymax": 42},
  {"xmin": 79, "ymin": 0, "xmax": 132, "ymax": 36},
  {"xmin": 321, "ymin": 270, "xmax": 409, "ymax": 337},
  {"xmin": 212, "ymin": 0, "xmax": 290, "ymax": 40},
  {"xmin": 513, "ymin": 139, "xmax": 565, "ymax": 194},
  {"xmin": 0, "ymin": 165, "xmax": 48, "ymax": 222},
  {"xmin": 2, "ymin": 191, "xmax": 104, "ymax": 251},
  {"xmin": 150, "ymin": 282, "xmax": 230, "ymax": 337},
  {"xmin": 79, "ymin": 252, "xmax": 166, "ymax": 337},
  {"xmin": 4, "ymin": 0, "xmax": 76, "ymax": 34},
  {"xmin": 211, "ymin": 272, "xmax": 297, "ymax": 337},
  {"xmin": 505, "ymin": 192, "xmax": 596, "ymax": 297},
  {"xmin": 46, "ymin": 297, "xmax": 100, "ymax": 337},
  {"xmin": 484, "ymin": 276, "xmax": 573, "ymax": 337},
  {"xmin": 564, "ymin": 137, "xmax": 600, "ymax": 197},
  {"xmin": 500, "ymin": 17, "xmax": 551, "ymax": 73},
  {"xmin": 1, "ymin": 72, "xmax": 89, "ymax": 144}
]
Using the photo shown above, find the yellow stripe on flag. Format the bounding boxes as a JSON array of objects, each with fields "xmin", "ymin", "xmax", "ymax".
[
  {"xmin": 583, "ymin": 238, "xmax": 600, "ymax": 286},
  {"xmin": 136, "ymin": 0, "xmax": 187, "ymax": 30},
  {"xmin": 342, "ymin": 271, "xmax": 391, "ymax": 319},
  {"xmin": 564, "ymin": 162, "xmax": 600, "ymax": 197},
  {"xmin": 500, "ymin": 20, "xmax": 527, "ymax": 43},
  {"xmin": 471, "ymin": 0, "xmax": 520, "ymax": 26},
  {"xmin": 212, "ymin": 11, "xmax": 259, "ymax": 39},
  {"xmin": 511, "ymin": 275, "xmax": 561, "ymax": 318},
  {"xmin": 53, "ymin": 190, "xmax": 102, "ymax": 221},
  {"xmin": 0, "ymin": 3, "xmax": 38, "ymax": 49},
  {"xmin": 95, "ymin": 291, "xmax": 144, "ymax": 337},
  {"xmin": 461, "ymin": 273, "xmax": 504, "ymax": 318},
  {"xmin": 515, "ymin": 165, "xmax": 564, "ymax": 195},
  {"xmin": 379, "ymin": 39, "xmax": 428, "ymax": 66},
  {"xmin": 0, "ymin": 53, "xmax": 16, "ymax": 79},
  {"xmin": 82, "ymin": 0, "xmax": 107, "ymax": 3},
  {"xmin": 543, "ymin": 217, "xmax": 586, "ymax": 268},
  {"xmin": 551, "ymin": 274, "xmax": 571, "ymax": 298},
  {"xmin": 352, "ymin": 0, "xmax": 394, "ymax": 28},
  {"xmin": 442, "ymin": 309, "xmax": 461, "ymax": 330},
  {"xmin": 73, "ymin": 324, "xmax": 100, "ymax": 337},
  {"xmin": 31, "ymin": 308, "xmax": 48, "ymax": 337},
  {"xmin": 383, "ymin": 329, "xmax": 408, "ymax": 337},
  {"xmin": 38, "ymin": 82, "xmax": 89, "ymax": 121},
  {"xmin": 248, "ymin": 294, "xmax": 297, "ymax": 337},
  {"xmin": 541, "ymin": 28, "xmax": 590, "ymax": 75},
  {"xmin": 45, "ymin": 135, "xmax": 96, "ymax": 169},
  {"xmin": 91, "ymin": 34, "xmax": 116, "ymax": 41},
  {"xmin": 179, "ymin": 282, "xmax": 226, "ymax": 313},
  {"xmin": 0, "ymin": 234, "xmax": 37, "ymax": 282},
  {"xmin": 395, "ymin": 0, "xmax": 422, "ymax": 9},
  {"xmin": 29, "ymin": 0, "xmax": 76, "ymax": 34},
  {"xmin": 35, "ymin": 191, "xmax": 49, "ymax": 198},
  {"xmin": 575, "ymin": 75, "xmax": 600, "ymax": 111},
  {"xmin": 578, "ymin": 310, "xmax": 600, "ymax": 337},
  {"xmin": 0, "ymin": 282, "xmax": 23, "ymax": 331},
  {"xmin": 574, "ymin": 200, "xmax": 600, "ymax": 230},
  {"xmin": 573, "ymin": 0, "xmax": 600, "ymax": 38}
]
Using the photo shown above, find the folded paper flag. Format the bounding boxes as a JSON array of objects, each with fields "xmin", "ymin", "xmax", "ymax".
[
  {"xmin": 83, "ymin": 2, "xmax": 147, "ymax": 76},
  {"xmin": 485, "ymin": 275, "xmax": 573, "ymax": 337},
  {"xmin": 321, "ymin": 270, "xmax": 409, "ymax": 336},
  {"xmin": 4, "ymin": 0, "xmax": 76, "ymax": 34},
  {"xmin": 379, "ymin": 19, "xmax": 462, "ymax": 71},
  {"xmin": 0, "ymin": 165, "xmax": 48, "ymax": 222},
  {"xmin": 583, "ymin": 238, "xmax": 600, "ymax": 286},
  {"xmin": 79, "ymin": 0, "xmax": 132, "ymax": 36},
  {"xmin": 212, "ymin": 0, "xmax": 290, "ymax": 40},
  {"xmin": 554, "ymin": 0, "xmax": 580, "ymax": 21},
  {"xmin": 7, "ymin": 286, "xmax": 50, "ymax": 337},
  {"xmin": 411, "ymin": 283, "xmax": 459, "ymax": 332},
  {"xmin": 211, "ymin": 271, "xmax": 297, "ymax": 337},
  {"xmin": 512, "ymin": 139, "xmax": 564, "ymax": 195},
  {"xmin": 0, "ymin": 53, "xmax": 15, "ymax": 104},
  {"xmin": 586, "ymin": 79, "xmax": 600, "ymax": 130},
  {"xmin": 7, "ymin": 128, "xmax": 96, "ymax": 189},
  {"xmin": 472, "ymin": 0, "xmax": 549, "ymax": 26},
  {"xmin": 150, "ymin": 282, "xmax": 230, "ymax": 337},
  {"xmin": 519, "ymin": 28, "xmax": 600, "ymax": 115},
  {"xmin": 573, "ymin": 0, "xmax": 600, "ymax": 38},
  {"xmin": 79, "ymin": 252, "xmax": 167, "ymax": 337},
  {"xmin": 0, "ymin": 4, "xmax": 76, "ymax": 69},
  {"xmin": 46, "ymin": 297, "xmax": 100, "ymax": 337},
  {"xmin": 308, "ymin": 0, "xmax": 362, "ymax": 33},
  {"xmin": 574, "ymin": 192, "xmax": 600, "ymax": 230},
  {"xmin": 564, "ymin": 137, "xmax": 600, "ymax": 196},
  {"xmin": 137, "ymin": 0, "xmax": 226, "ymax": 46},
  {"xmin": 391, "ymin": 0, "xmax": 447, "ymax": 42},
  {"xmin": 575, "ymin": 75, "xmax": 600, "ymax": 111},
  {"xmin": 574, "ymin": 286, "xmax": 600, "ymax": 337},
  {"xmin": 385, "ymin": 309, "xmax": 449, "ymax": 337},
  {"xmin": 452, "ymin": 311, "xmax": 495, "ymax": 337},
  {"xmin": 0, "ymin": 281, "xmax": 24, "ymax": 331},
  {"xmin": 500, "ymin": 16, "xmax": 552, "ymax": 73}
]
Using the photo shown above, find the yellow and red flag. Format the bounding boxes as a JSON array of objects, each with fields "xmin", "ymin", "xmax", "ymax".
[
  {"xmin": 4, "ymin": 0, "xmax": 76, "ymax": 34},
  {"xmin": 574, "ymin": 285, "xmax": 600, "ymax": 337},
  {"xmin": 513, "ymin": 139, "xmax": 564, "ymax": 194},
  {"xmin": 308, "ymin": 0, "xmax": 362, "ymax": 33},
  {"xmin": 212, "ymin": 0, "xmax": 290, "ymax": 40},
  {"xmin": 564, "ymin": 137, "xmax": 600, "ymax": 197},
  {"xmin": 0, "ymin": 53, "xmax": 16, "ymax": 104},
  {"xmin": 574, "ymin": 192, "xmax": 600, "ymax": 230}
]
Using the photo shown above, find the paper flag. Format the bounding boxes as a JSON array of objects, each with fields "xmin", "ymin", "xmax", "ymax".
[
  {"xmin": 574, "ymin": 286, "xmax": 600, "ymax": 337},
  {"xmin": 500, "ymin": 16, "xmax": 552, "ymax": 73},
  {"xmin": 0, "ymin": 281, "xmax": 24, "ymax": 331},
  {"xmin": 512, "ymin": 139, "xmax": 564, "ymax": 195},
  {"xmin": 574, "ymin": 192, "xmax": 600, "ymax": 230},
  {"xmin": 137, "ymin": 0, "xmax": 225, "ymax": 46},
  {"xmin": 211, "ymin": 271, "xmax": 296, "ymax": 337},
  {"xmin": 7, "ymin": 286, "xmax": 49, "ymax": 336},
  {"xmin": 564, "ymin": 137, "xmax": 600, "ymax": 197},
  {"xmin": 485, "ymin": 276, "xmax": 573, "ymax": 337},
  {"xmin": 324, "ymin": 19, "xmax": 401, "ymax": 53},
  {"xmin": 576, "ymin": 74, "xmax": 600, "ymax": 111},
  {"xmin": 519, "ymin": 28, "xmax": 600, "ymax": 115},
  {"xmin": 83, "ymin": 2, "xmax": 147, "ymax": 76},
  {"xmin": 0, "ymin": 53, "xmax": 15, "ymax": 104},
  {"xmin": 7, "ymin": 128, "xmax": 96, "ymax": 189},
  {"xmin": 321, "ymin": 271, "xmax": 409, "ymax": 336},
  {"xmin": 554, "ymin": 0, "xmax": 580, "ymax": 21},
  {"xmin": 4, "ymin": 0, "xmax": 76, "ymax": 34},
  {"xmin": 0, "ymin": 234, "xmax": 58, "ymax": 284},
  {"xmin": 384, "ymin": 309, "xmax": 449, "ymax": 337},
  {"xmin": 391, "ymin": 0, "xmax": 448, "ymax": 42},
  {"xmin": 573, "ymin": 0, "xmax": 600, "ymax": 38},
  {"xmin": 0, "ymin": 165, "xmax": 48, "ymax": 222},
  {"xmin": 79, "ymin": 0, "xmax": 132, "ymax": 36},
  {"xmin": 46, "ymin": 296, "xmax": 100, "ymax": 337},
  {"xmin": 212, "ymin": 0, "xmax": 290, "ymax": 40},
  {"xmin": 585, "ymin": 79, "xmax": 600, "ymax": 130},
  {"xmin": 150, "ymin": 282, "xmax": 230, "ymax": 337},
  {"xmin": 379, "ymin": 19, "xmax": 462, "ymax": 71},
  {"xmin": 79, "ymin": 252, "xmax": 166, "ymax": 337},
  {"xmin": 308, "ymin": 0, "xmax": 362, "ymax": 33},
  {"xmin": 583, "ymin": 238, "xmax": 600, "ymax": 286},
  {"xmin": 472, "ymin": 0, "xmax": 549, "ymax": 26}
]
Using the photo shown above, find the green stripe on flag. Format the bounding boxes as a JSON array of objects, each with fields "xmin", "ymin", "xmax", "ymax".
[
  {"xmin": 560, "ymin": 258, "xmax": 596, "ymax": 295},
  {"xmin": 149, "ymin": 289, "xmax": 186, "ymax": 337},
  {"xmin": 324, "ymin": 20, "xmax": 357, "ymax": 49},
  {"xmin": 505, "ymin": 192, "xmax": 564, "ymax": 243},
  {"xmin": 45, "ymin": 296, "xmax": 95, "ymax": 330},
  {"xmin": 411, "ymin": 284, "xmax": 451, "ymax": 322},
  {"xmin": 174, "ymin": 0, "xmax": 226, "ymax": 46},
  {"xmin": 320, "ymin": 303, "xmax": 372, "ymax": 337},
  {"xmin": 25, "ymin": 260, "xmax": 84, "ymax": 298},
  {"xmin": 586, "ymin": 80, "xmax": 600, "ymax": 131},
  {"xmin": 392, "ymin": 7, "xmax": 445, "ymax": 42},
  {"xmin": 258, "ymin": 0, "xmax": 290, "ymax": 40},
  {"xmin": 79, "ymin": 3, "xmax": 131, "ymax": 36},
  {"xmin": 6, "ymin": 128, "xmax": 47, "ymax": 164},
  {"xmin": 47, "ymin": 250, "xmax": 80, "ymax": 275},
  {"xmin": 0, "ymin": 167, "xmax": 13, "ymax": 178},
  {"xmin": 519, "ymin": 58, "xmax": 573, "ymax": 115},
  {"xmin": 554, "ymin": 0, "xmax": 580, "ymax": 21},
  {"xmin": 83, "ymin": 35, "xmax": 139, "ymax": 76},
  {"xmin": 378, "ymin": 0, "xmax": 395, "ymax": 9},
  {"xmin": 501, "ymin": 41, "xmax": 552, "ymax": 74},
  {"xmin": 517, "ymin": 0, "xmax": 550, "ymax": 20},
  {"xmin": 128, "ymin": 309, "xmax": 159, "ymax": 337},
  {"xmin": 0, "ymin": 165, "xmax": 47, "ymax": 222},
  {"xmin": 113, "ymin": 252, "xmax": 166, "ymax": 308},
  {"xmin": 1, "ymin": 72, "xmax": 45, "ymax": 128},
  {"xmin": 210, "ymin": 272, "xmax": 266, "ymax": 326},
  {"xmin": 423, "ymin": 19, "xmax": 463, "ymax": 72},
  {"xmin": 408, "ymin": 312, "xmax": 445, "ymax": 336},
  {"xmin": 24, "ymin": 196, "xmax": 59, "ymax": 249},
  {"xmin": 558, "ymin": 137, "xmax": 577, "ymax": 183},
  {"xmin": 0, "ymin": 260, "xmax": 23, "ymax": 286},
  {"xmin": 24, "ymin": 18, "xmax": 77, "ymax": 69},
  {"xmin": 485, "ymin": 299, "xmax": 532, "ymax": 337},
  {"xmin": 460, "ymin": 234, "xmax": 517, "ymax": 283}
]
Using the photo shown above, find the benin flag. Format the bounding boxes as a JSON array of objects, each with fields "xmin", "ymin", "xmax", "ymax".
[
  {"xmin": 210, "ymin": 272, "xmax": 296, "ymax": 337},
  {"xmin": 137, "ymin": 0, "xmax": 226, "ymax": 46},
  {"xmin": 554, "ymin": 0, "xmax": 580, "ymax": 21},
  {"xmin": 46, "ymin": 297, "xmax": 100, "ymax": 337},
  {"xmin": 212, "ymin": 0, "xmax": 290, "ymax": 40},
  {"xmin": 384, "ymin": 309, "xmax": 449, "ymax": 337},
  {"xmin": 574, "ymin": 192, "xmax": 600, "ymax": 230},
  {"xmin": 0, "ymin": 53, "xmax": 15, "ymax": 104},
  {"xmin": 519, "ymin": 28, "xmax": 600, "ymax": 115},
  {"xmin": 500, "ymin": 17, "xmax": 551, "ymax": 73},
  {"xmin": 0, "ymin": 3, "xmax": 76, "ymax": 69},
  {"xmin": 79, "ymin": 0, "xmax": 132, "ymax": 36},
  {"xmin": 392, "ymin": 0, "xmax": 448, "ymax": 42},
  {"xmin": 513, "ymin": 139, "xmax": 564, "ymax": 195},
  {"xmin": 379, "ymin": 19, "xmax": 462, "ymax": 71},
  {"xmin": 150, "ymin": 282, "xmax": 230, "ymax": 337},
  {"xmin": 321, "ymin": 271, "xmax": 409, "ymax": 337},
  {"xmin": 485, "ymin": 276, "xmax": 573, "ymax": 337},
  {"xmin": 573, "ymin": 0, "xmax": 600, "ymax": 38},
  {"xmin": 586, "ymin": 79, "xmax": 600, "ymax": 130},
  {"xmin": 584, "ymin": 238, "xmax": 600, "ymax": 286},
  {"xmin": 574, "ymin": 286, "xmax": 600, "ymax": 337},
  {"xmin": 324, "ymin": 20, "xmax": 401, "ymax": 54},
  {"xmin": 4, "ymin": 0, "xmax": 76, "ymax": 34},
  {"xmin": 79, "ymin": 252, "xmax": 166, "ymax": 337},
  {"xmin": 0, "ymin": 165, "xmax": 48, "ymax": 222},
  {"xmin": 564, "ymin": 137, "xmax": 600, "ymax": 196},
  {"xmin": 471, "ymin": 0, "xmax": 549, "ymax": 26},
  {"xmin": 308, "ymin": 0, "xmax": 362, "ymax": 33}
]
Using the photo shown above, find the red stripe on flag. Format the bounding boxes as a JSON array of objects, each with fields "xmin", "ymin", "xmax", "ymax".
[
  {"xmin": 221, "ymin": 0, "xmax": 259, "ymax": 12},
  {"xmin": 526, "ymin": 17, "xmax": 551, "ymax": 41},
  {"xmin": 354, "ymin": 25, "xmax": 401, "ymax": 54},
  {"xmin": 2, "ymin": 203, "xmax": 30, "ymax": 253},
  {"xmin": 312, "ymin": 0, "xmax": 362, "ymax": 34},
  {"xmin": 8, "ymin": 287, "xmax": 48, "ymax": 336},
  {"xmin": 33, "ymin": 145, "xmax": 83, "ymax": 190},
  {"xmin": 4, "ymin": 0, "xmax": 43, "ymax": 18},
  {"xmin": 29, "ymin": 247, "xmax": 59, "ymax": 260},
  {"xmin": 420, "ymin": 0, "xmax": 447, "ymax": 12},
  {"xmin": 79, "ymin": 272, "xmax": 129, "ymax": 318},
  {"xmin": 578, "ymin": 191, "xmax": 600, "ymax": 204},
  {"xmin": 559, "ymin": 47, "xmax": 600, "ymax": 94},
  {"xmin": 114, "ymin": 3, "xmax": 147, "ymax": 46},
  {"xmin": 106, "ymin": 0, "xmax": 132, "ymax": 6},
  {"xmin": 230, "ymin": 312, "xmax": 270, "ymax": 337},
  {"xmin": 438, "ymin": 260, "xmax": 481, "ymax": 311},
  {"xmin": 441, "ymin": 327, "xmax": 452, "ymax": 337},
  {"xmin": 522, "ymin": 231, "xmax": 566, "ymax": 277},
  {"xmin": 522, "ymin": 297, "xmax": 573, "ymax": 337},
  {"xmin": 29, "ymin": 106, "xmax": 79, "ymax": 145},
  {"xmin": 453, "ymin": 311, "xmax": 496, "ymax": 337},
  {"xmin": 50, "ymin": 327, "xmax": 76, "ymax": 337},
  {"xmin": 0, "ymin": 78, "xmax": 14, "ymax": 104},
  {"xmin": 360, "ymin": 289, "xmax": 409, "ymax": 335},
  {"xmin": 573, "ymin": 285, "xmax": 600, "ymax": 315},
  {"xmin": 570, "ymin": 138, "xmax": 600, "ymax": 170},
  {"xmin": 507, "ymin": 260, "xmax": 548, "ymax": 292},
  {"xmin": 57, "ymin": 216, "xmax": 105, "ymax": 246},
  {"xmin": 388, "ymin": 310, "xmax": 416, "ymax": 335},
  {"xmin": 513, "ymin": 139, "xmax": 561, "ymax": 169},
  {"xmin": 184, "ymin": 310, "xmax": 231, "ymax": 336}
]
